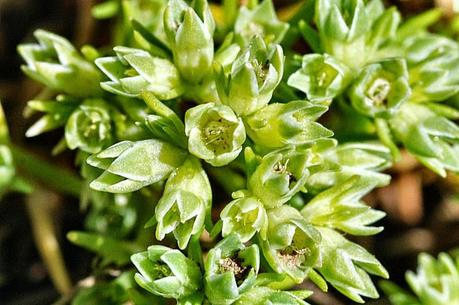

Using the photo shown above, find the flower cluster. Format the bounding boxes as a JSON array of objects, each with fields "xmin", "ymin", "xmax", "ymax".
[{"xmin": 15, "ymin": 0, "xmax": 459, "ymax": 304}]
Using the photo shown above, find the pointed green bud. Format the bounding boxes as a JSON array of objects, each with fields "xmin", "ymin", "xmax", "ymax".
[
  {"xmin": 349, "ymin": 58, "xmax": 410, "ymax": 118},
  {"xmin": 234, "ymin": 0, "xmax": 289, "ymax": 47},
  {"xmin": 247, "ymin": 147, "xmax": 314, "ymax": 208},
  {"xmin": 131, "ymin": 245, "xmax": 202, "ymax": 299},
  {"xmin": 65, "ymin": 99, "xmax": 112, "ymax": 154},
  {"xmin": 216, "ymin": 37, "xmax": 284, "ymax": 116},
  {"xmin": 0, "ymin": 145, "xmax": 15, "ymax": 191},
  {"xmin": 185, "ymin": 103, "xmax": 246, "ymax": 167},
  {"xmin": 404, "ymin": 35, "xmax": 459, "ymax": 103},
  {"xmin": 95, "ymin": 47, "xmax": 183, "ymax": 100},
  {"xmin": 154, "ymin": 157, "xmax": 211, "ymax": 249},
  {"xmin": 245, "ymin": 100, "xmax": 333, "ymax": 148},
  {"xmin": 164, "ymin": 0, "xmax": 215, "ymax": 84},
  {"xmin": 261, "ymin": 205, "xmax": 321, "ymax": 283},
  {"xmin": 390, "ymin": 103, "xmax": 459, "ymax": 177},
  {"xmin": 287, "ymin": 54, "xmax": 351, "ymax": 103},
  {"xmin": 382, "ymin": 253, "xmax": 459, "ymax": 305},
  {"xmin": 87, "ymin": 139, "xmax": 187, "ymax": 193},
  {"xmin": 302, "ymin": 177, "xmax": 386, "ymax": 236},
  {"xmin": 306, "ymin": 142, "xmax": 392, "ymax": 191},
  {"xmin": 235, "ymin": 287, "xmax": 310, "ymax": 305},
  {"xmin": 315, "ymin": 227, "xmax": 388, "ymax": 303},
  {"xmin": 204, "ymin": 234, "xmax": 260, "ymax": 305},
  {"xmin": 17, "ymin": 30, "xmax": 102, "ymax": 97},
  {"xmin": 221, "ymin": 195, "xmax": 267, "ymax": 242}
]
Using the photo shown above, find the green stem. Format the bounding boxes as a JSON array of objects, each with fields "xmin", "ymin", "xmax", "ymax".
[
  {"xmin": 11, "ymin": 145, "xmax": 83, "ymax": 197},
  {"xmin": 206, "ymin": 166, "xmax": 246, "ymax": 194}
]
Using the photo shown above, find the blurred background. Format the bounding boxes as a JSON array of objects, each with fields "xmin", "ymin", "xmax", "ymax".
[{"xmin": 1, "ymin": 0, "xmax": 459, "ymax": 304}]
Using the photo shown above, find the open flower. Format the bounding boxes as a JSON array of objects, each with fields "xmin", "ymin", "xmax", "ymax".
[
  {"xmin": 18, "ymin": 30, "xmax": 102, "ymax": 97},
  {"xmin": 204, "ymin": 234, "xmax": 260, "ymax": 305},
  {"xmin": 154, "ymin": 157, "xmax": 211, "ymax": 249},
  {"xmin": 221, "ymin": 195, "xmax": 267, "ymax": 242},
  {"xmin": 348, "ymin": 58, "xmax": 410, "ymax": 118},
  {"xmin": 65, "ymin": 99, "xmax": 112, "ymax": 154},
  {"xmin": 164, "ymin": 0, "xmax": 215, "ymax": 84},
  {"xmin": 261, "ymin": 205, "xmax": 321, "ymax": 283},
  {"xmin": 244, "ymin": 100, "xmax": 333, "ymax": 148},
  {"xmin": 288, "ymin": 54, "xmax": 351, "ymax": 103},
  {"xmin": 215, "ymin": 37, "xmax": 284, "ymax": 116},
  {"xmin": 185, "ymin": 103, "xmax": 246, "ymax": 167},
  {"xmin": 131, "ymin": 245, "xmax": 202, "ymax": 299},
  {"xmin": 247, "ymin": 147, "xmax": 314, "ymax": 208}
]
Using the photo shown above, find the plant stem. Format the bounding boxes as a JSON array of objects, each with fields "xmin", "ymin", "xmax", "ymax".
[
  {"xmin": 27, "ymin": 188, "xmax": 72, "ymax": 296},
  {"xmin": 11, "ymin": 145, "xmax": 82, "ymax": 197}
]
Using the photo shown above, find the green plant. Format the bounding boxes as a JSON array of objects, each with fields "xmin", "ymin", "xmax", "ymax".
[{"xmin": 9, "ymin": 0, "xmax": 459, "ymax": 304}]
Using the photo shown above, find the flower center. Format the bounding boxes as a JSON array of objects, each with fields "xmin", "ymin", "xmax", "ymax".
[
  {"xmin": 202, "ymin": 118, "xmax": 234, "ymax": 154},
  {"xmin": 367, "ymin": 78, "xmax": 391, "ymax": 106}
]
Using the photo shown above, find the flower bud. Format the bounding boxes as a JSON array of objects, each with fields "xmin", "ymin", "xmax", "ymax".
[
  {"xmin": 154, "ymin": 157, "xmax": 211, "ymax": 249},
  {"xmin": 221, "ymin": 195, "xmax": 267, "ymax": 242},
  {"xmin": 288, "ymin": 54, "xmax": 351, "ymax": 103},
  {"xmin": 87, "ymin": 139, "xmax": 187, "ymax": 193},
  {"xmin": 18, "ymin": 30, "xmax": 102, "ymax": 97},
  {"xmin": 185, "ymin": 103, "xmax": 246, "ymax": 167},
  {"xmin": 95, "ymin": 47, "xmax": 183, "ymax": 100},
  {"xmin": 215, "ymin": 37, "xmax": 284, "ymax": 116},
  {"xmin": 164, "ymin": 0, "xmax": 215, "ymax": 84},
  {"xmin": 247, "ymin": 147, "xmax": 314, "ymax": 208},
  {"xmin": 389, "ymin": 103, "xmax": 459, "ymax": 177},
  {"xmin": 131, "ymin": 245, "xmax": 202, "ymax": 299},
  {"xmin": 204, "ymin": 234, "xmax": 260, "ymax": 305},
  {"xmin": 261, "ymin": 205, "xmax": 321, "ymax": 283},
  {"xmin": 349, "ymin": 58, "xmax": 410, "ymax": 118},
  {"xmin": 244, "ymin": 100, "xmax": 333, "ymax": 149},
  {"xmin": 65, "ymin": 99, "xmax": 112, "ymax": 154},
  {"xmin": 234, "ymin": 0, "xmax": 289, "ymax": 47},
  {"xmin": 302, "ymin": 176, "xmax": 386, "ymax": 236}
]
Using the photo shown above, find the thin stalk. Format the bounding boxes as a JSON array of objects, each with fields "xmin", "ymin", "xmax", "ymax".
[
  {"xmin": 27, "ymin": 188, "xmax": 72, "ymax": 295},
  {"xmin": 11, "ymin": 145, "xmax": 82, "ymax": 197}
]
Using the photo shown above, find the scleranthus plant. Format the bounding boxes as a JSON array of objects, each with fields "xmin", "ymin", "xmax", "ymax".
[{"xmin": 11, "ymin": 0, "xmax": 459, "ymax": 304}]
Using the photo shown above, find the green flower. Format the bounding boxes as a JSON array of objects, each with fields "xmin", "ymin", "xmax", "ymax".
[
  {"xmin": 244, "ymin": 100, "xmax": 333, "ymax": 149},
  {"xmin": 348, "ymin": 58, "xmax": 411, "ymax": 118},
  {"xmin": 185, "ymin": 103, "xmax": 246, "ymax": 167},
  {"xmin": 164, "ymin": 0, "xmax": 215, "ymax": 84},
  {"xmin": 215, "ymin": 37, "xmax": 284, "ymax": 116},
  {"xmin": 153, "ymin": 157, "xmax": 211, "ymax": 249},
  {"xmin": 247, "ymin": 147, "xmax": 315, "ymax": 208},
  {"xmin": 131, "ymin": 245, "xmax": 202, "ymax": 299},
  {"xmin": 95, "ymin": 46, "xmax": 183, "ymax": 100},
  {"xmin": 261, "ymin": 205, "xmax": 321, "ymax": 283},
  {"xmin": 302, "ymin": 176, "xmax": 386, "ymax": 236},
  {"xmin": 235, "ymin": 287, "xmax": 311, "ymax": 305},
  {"xmin": 87, "ymin": 139, "xmax": 187, "ymax": 193},
  {"xmin": 18, "ymin": 30, "xmax": 102, "ymax": 97},
  {"xmin": 221, "ymin": 195, "xmax": 267, "ymax": 242},
  {"xmin": 313, "ymin": 0, "xmax": 400, "ymax": 69},
  {"xmin": 314, "ymin": 227, "xmax": 388, "ymax": 303},
  {"xmin": 389, "ymin": 102, "xmax": 459, "ymax": 177},
  {"xmin": 381, "ymin": 253, "xmax": 459, "ymax": 305},
  {"xmin": 287, "ymin": 54, "xmax": 351, "ymax": 103},
  {"xmin": 404, "ymin": 34, "xmax": 459, "ymax": 103},
  {"xmin": 65, "ymin": 99, "xmax": 112, "ymax": 154},
  {"xmin": 234, "ymin": 0, "xmax": 289, "ymax": 47},
  {"xmin": 204, "ymin": 234, "xmax": 260, "ymax": 305},
  {"xmin": 306, "ymin": 142, "xmax": 392, "ymax": 192}
]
